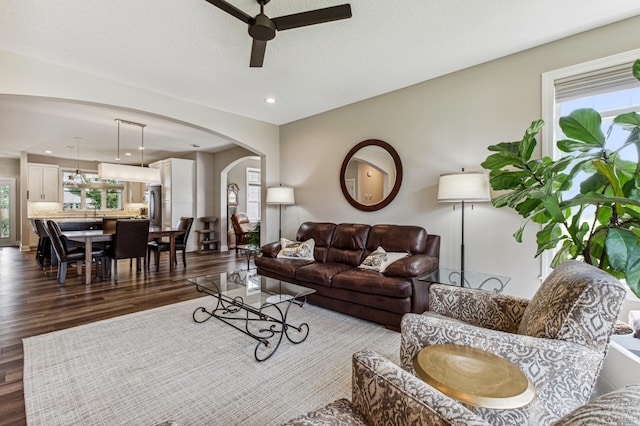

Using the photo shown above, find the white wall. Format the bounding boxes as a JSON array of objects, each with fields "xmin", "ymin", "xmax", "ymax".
[{"xmin": 279, "ymin": 15, "xmax": 640, "ymax": 299}]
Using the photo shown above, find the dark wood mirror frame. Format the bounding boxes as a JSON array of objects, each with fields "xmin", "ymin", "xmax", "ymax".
[{"xmin": 340, "ymin": 139, "xmax": 403, "ymax": 212}]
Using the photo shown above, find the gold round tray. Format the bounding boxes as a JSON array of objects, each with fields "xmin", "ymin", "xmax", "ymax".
[{"xmin": 413, "ymin": 343, "xmax": 535, "ymax": 409}]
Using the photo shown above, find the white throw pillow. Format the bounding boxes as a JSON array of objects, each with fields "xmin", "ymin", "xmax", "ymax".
[
  {"xmin": 277, "ymin": 238, "xmax": 315, "ymax": 260},
  {"xmin": 358, "ymin": 246, "xmax": 408, "ymax": 272}
]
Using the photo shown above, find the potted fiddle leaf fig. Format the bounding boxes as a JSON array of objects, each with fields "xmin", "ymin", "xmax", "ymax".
[{"xmin": 481, "ymin": 60, "xmax": 640, "ymax": 297}]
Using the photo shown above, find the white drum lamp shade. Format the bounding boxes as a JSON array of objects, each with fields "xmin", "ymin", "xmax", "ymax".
[
  {"xmin": 267, "ymin": 187, "xmax": 295, "ymax": 239},
  {"xmin": 437, "ymin": 172, "xmax": 490, "ymax": 202},
  {"xmin": 266, "ymin": 187, "xmax": 295, "ymax": 205}
]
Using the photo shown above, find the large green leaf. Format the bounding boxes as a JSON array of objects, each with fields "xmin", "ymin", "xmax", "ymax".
[
  {"xmin": 489, "ymin": 170, "xmax": 526, "ymax": 190},
  {"xmin": 561, "ymin": 192, "xmax": 640, "ymax": 209},
  {"xmin": 606, "ymin": 229, "xmax": 640, "ymax": 297},
  {"xmin": 520, "ymin": 120, "xmax": 544, "ymax": 162},
  {"xmin": 633, "ymin": 59, "xmax": 640, "ymax": 81},
  {"xmin": 613, "ymin": 112, "xmax": 640, "ymax": 127},
  {"xmin": 481, "ymin": 152, "xmax": 521, "ymax": 170},
  {"xmin": 486, "ymin": 141, "xmax": 521, "ymax": 154},
  {"xmin": 557, "ymin": 139, "xmax": 601, "ymax": 153},
  {"xmin": 559, "ymin": 109, "xmax": 605, "ymax": 146}
]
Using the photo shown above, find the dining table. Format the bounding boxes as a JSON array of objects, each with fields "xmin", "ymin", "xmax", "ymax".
[{"xmin": 64, "ymin": 226, "xmax": 187, "ymax": 285}]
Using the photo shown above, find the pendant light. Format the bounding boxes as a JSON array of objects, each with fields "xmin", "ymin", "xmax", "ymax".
[
  {"xmin": 98, "ymin": 119, "xmax": 160, "ymax": 183},
  {"xmin": 64, "ymin": 137, "xmax": 86, "ymax": 187}
]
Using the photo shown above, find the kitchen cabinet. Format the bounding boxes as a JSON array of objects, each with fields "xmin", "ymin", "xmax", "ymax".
[
  {"xmin": 150, "ymin": 158, "xmax": 196, "ymax": 251},
  {"xmin": 28, "ymin": 163, "xmax": 59, "ymax": 202}
]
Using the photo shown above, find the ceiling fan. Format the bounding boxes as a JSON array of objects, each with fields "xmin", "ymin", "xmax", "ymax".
[{"xmin": 205, "ymin": 0, "xmax": 352, "ymax": 67}]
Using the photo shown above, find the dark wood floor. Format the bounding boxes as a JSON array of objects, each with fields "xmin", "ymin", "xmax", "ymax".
[{"xmin": 0, "ymin": 246, "xmax": 247, "ymax": 426}]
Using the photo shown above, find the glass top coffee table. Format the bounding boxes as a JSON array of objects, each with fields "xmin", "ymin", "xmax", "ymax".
[
  {"xmin": 419, "ymin": 268, "xmax": 511, "ymax": 293},
  {"xmin": 188, "ymin": 270, "xmax": 316, "ymax": 361}
]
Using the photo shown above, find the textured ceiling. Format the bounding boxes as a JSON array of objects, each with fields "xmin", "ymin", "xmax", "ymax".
[{"xmin": 1, "ymin": 0, "xmax": 640, "ymax": 163}]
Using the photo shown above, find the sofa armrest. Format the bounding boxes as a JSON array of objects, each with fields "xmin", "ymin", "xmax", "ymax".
[
  {"xmin": 259, "ymin": 241, "xmax": 281, "ymax": 258},
  {"xmin": 352, "ymin": 349, "xmax": 490, "ymax": 426},
  {"xmin": 382, "ymin": 254, "xmax": 438, "ymax": 277},
  {"xmin": 428, "ymin": 284, "xmax": 529, "ymax": 333}
]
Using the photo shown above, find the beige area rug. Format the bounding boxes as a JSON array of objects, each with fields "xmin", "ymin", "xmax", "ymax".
[{"xmin": 23, "ymin": 297, "xmax": 401, "ymax": 425}]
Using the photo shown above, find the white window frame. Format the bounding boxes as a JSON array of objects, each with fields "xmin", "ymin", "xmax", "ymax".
[
  {"xmin": 62, "ymin": 170, "xmax": 124, "ymax": 211},
  {"xmin": 246, "ymin": 167, "xmax": 261, "ymax": 222},
  {"xmin": 540, "ymin": 48, "xmax": 640, "ymax": 279}
]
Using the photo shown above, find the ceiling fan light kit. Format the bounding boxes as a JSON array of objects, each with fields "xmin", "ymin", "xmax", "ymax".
[{"xmin": 205, "ymin": 0, "xmax": 352, "ymax": 67}]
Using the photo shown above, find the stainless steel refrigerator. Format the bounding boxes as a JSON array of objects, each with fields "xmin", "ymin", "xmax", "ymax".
[{"xmin": 148, "ymin": 185, "xmax": 162, "ymax": 226}]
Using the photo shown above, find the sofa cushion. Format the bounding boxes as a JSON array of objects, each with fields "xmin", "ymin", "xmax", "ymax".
[
  {"xmin": 358, "ymin": 246, "xmax": 409, "ymax": 272},
  {"xmin": 327, "ymin": 223, "xmax": 371, "ymax": 267},
  {"xmin": 277, "ymin": 238, "xmax": 315, "ymax": 260},
  {"xmin": 295, "ymin": 262, "xmax": 354, "ymax": 287},
  {"xmin": 333, "ymin": 268, "xmax": 413, "ymax": 298},
  {"xmin": 296, "ymin": 222, "xmax": 336, "ymax": 262},
  {"xmin": 366, "ymin": 224, "xmax": 428, "ymax": 254},
  {"xmin": 254, "ymin": 256, "xmax": 314, "ymax": 280}
]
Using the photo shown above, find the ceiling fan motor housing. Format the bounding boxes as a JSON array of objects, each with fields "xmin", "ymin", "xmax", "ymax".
[{"xmin": 249, "ymin": 14, "xmax": 276, "ymax": 40}]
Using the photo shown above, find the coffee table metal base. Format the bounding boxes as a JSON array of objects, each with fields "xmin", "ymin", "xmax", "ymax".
[{"xmin": 192, "ymin": 285, "xmax": 310, "ymax": 361}]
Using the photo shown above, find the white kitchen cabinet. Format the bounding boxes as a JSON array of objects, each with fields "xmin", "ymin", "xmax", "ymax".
[
  {"xmin": 28, "ymin": 163, "xmax": 59, "ymax": 202},
  {"xmin": 149, "ymin": 158, "xmax": 196, "ymax": 251}
]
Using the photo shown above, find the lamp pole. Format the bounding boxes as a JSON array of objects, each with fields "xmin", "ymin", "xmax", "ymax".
[
  {"xmin": 461, "ymin": 199, "xmax": 466, "ymax": 286},
  {"xmin": 437, "ymin": 169, "xmax": 490, "ymax": 288}
]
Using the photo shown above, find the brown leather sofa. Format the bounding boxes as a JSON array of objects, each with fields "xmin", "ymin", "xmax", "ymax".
[{"xmin": 256, "ymin": 222, "xmax": 440, "ymax": 329}]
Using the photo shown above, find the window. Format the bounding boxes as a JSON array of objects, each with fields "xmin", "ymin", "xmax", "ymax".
[
  {"xmin": 246, "ymin": 167, "xmax": 261, "ymax": 222},
  {"xmin": 541, "ymin": 48, "xmax": 640, "ymax": 276},
  {"xmin": 62, "ymin": 171, "xmax": 124, "ymax": 211}
]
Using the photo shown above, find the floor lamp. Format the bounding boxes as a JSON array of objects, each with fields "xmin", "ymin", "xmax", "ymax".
[
  {"xmin": 266, "ymin": 187, "xmax": 295, "ymax": 239},
  {"xmin": 437, "ymin": 170, "xmax": 490, "ymax": 286}
]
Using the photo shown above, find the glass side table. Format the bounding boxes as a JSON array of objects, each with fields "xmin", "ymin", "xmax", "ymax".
[
  {"xmin": 236, "ymin": 244, "xmax": 260, "ymax": 270},
  {"xmin": 419, "ymin": 268, "xmax": 511, "ymax": 293}
]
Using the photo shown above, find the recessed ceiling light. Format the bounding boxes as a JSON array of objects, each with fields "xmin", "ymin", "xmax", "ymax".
[
  {"xmin": 125, "ymin": 152, "xmax": 132, "ymax": 156},
  {"xmin": 44, "ymin": 150, "xmax": 52, "ymax": 154},
  {"xmin": 265, "ymin": 97, "xmax": 276, "ymax": 104}
]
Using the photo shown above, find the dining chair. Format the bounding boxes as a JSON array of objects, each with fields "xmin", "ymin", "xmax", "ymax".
[
  {"xmin": 105, "ymin": 219, "xmax": 150, "ymax": 282},
  {"xmin": 45, "ymin": 220, "xmax": 106, "ymax": 285},
  {"xmin": 32, "ymin": 218, "xmax": 52, "ymax": 269},
  {"xmin": 147, "ymin": 217, "xmax": 194, "ymax": 272}
]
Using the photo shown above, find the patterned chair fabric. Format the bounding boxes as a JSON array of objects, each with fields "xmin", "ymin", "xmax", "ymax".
[
  {"xmin": 283, "ymin": 350, "xmax": 490, "ymax": 426},
  {"xmin": 283, "ymin": 354, "xmax": 640, "ymax": 426},
  {"xmin": 400, "ymin": 260, "xmax": 628, "ymax": 426},
  {"xmin": 551, "ymin": 384, "xmax": 640, "ymax": 426}
]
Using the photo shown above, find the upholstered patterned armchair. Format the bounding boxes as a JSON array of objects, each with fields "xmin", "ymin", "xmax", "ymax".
[
  {"xmin": 283, "ymin": 350, "xmax": 640, "ymax": 426},
  {"xmin": 400, "ymin": 260, "xmax": 627, "ymax": 426}
]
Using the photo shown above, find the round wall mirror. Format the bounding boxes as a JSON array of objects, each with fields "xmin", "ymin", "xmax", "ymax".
[{"xmin": 340, "ymin": 139, "xmax": 403, "ymax": 212}]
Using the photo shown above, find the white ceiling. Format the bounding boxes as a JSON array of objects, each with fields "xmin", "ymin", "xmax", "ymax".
[{"xmin": 1, "ymin": 0, "xmax": 640, "ymax": 164}]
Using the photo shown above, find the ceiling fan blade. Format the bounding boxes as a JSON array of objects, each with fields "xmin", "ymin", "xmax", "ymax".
[
  {"xmin": 272, "ymin": 4, "xmax": 352, "ymax": 31},
  {"xmin": 250, "ymin": 39, "xmax": 267, "ymax": 67},
  {"xmin": 204, "ymin": 0, "xmax": 252, "ymax": 23}
]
